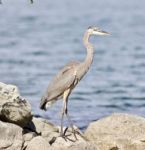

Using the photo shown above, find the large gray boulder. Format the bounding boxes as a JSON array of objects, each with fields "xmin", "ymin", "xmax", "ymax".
[
  {"xmin": 0, "ymin": 82, "xmax": 32, "ymax": 127},
  {"xmin": 0, "ymin": 120, "xmax": 23, "ymax": 150},
  {"xmin": 85, "ymin": 113, "xmax": 145, "ymax": 150}
]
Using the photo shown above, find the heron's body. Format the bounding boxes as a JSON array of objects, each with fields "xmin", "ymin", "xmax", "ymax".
[
  {"xmin": 40, "ymin": 61, "xmax": 80, "ymax": 109},
  {"xmin": 40, "ymin": 26, "xmax": 109, "ymax": 138}
]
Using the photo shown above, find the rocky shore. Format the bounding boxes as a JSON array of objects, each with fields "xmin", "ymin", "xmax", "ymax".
[{"xmin": 1, "ymin": 82, "xmax": 145, "ymax": 150}]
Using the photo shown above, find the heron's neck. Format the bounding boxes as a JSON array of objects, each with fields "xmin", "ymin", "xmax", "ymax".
[
  {"xmin": 82, "ymin": 31, "xmax": 94, "ymax": 69},
  {"xmin": 76, "ymin": 31, "xmax": 94, "ymax": 80}
]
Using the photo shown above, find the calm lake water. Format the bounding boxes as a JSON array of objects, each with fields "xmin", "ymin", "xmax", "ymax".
[{"xmin": 0, "ymin": 0, "xmax": 145, "ymax": 130}]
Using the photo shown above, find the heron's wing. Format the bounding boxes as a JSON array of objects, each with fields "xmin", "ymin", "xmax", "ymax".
[{"xmin": 44, "ymin": 61, "xmax": 80, "ymax": 101}]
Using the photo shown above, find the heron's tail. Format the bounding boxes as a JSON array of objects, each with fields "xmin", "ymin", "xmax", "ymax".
[
  {"xmin": 40, "ymin": 96, "xmax": 55, "ymax": 111},
  {"xmin": 40, "ymin": 96, "xmax": 48, "ymax": 111}
]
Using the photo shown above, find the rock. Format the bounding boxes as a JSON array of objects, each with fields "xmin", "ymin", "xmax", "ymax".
[
  {"xmin": 22, "ymin": 132, "xmax": 37, "ymax": 149},
  {"xmin": 0, "ymin": 82, "xmax": 19, "ymax": 104},
  {"xmin": 25, "ymin": 117, "xmax": 58, "ymax": 135},
  {"xmin": 26, "ymin": 136, "xmax": 50, "ymax": 150},
  {"xmin": 0, "ymin": 82, "xmax": 32, "ymax": 127},
  {"xmin": 23, "ymin": 132, "xmax": 37, "ymax": 142},
  {"xmin": 0, "ymin": 120, "xmax": 22, "ymax": 150},
  {"xmin": 62, "ymin": 142, "xmax": 97, "ymax": 150},
  {"xmin": 85, "ymin": 113, "xmax": 145, "ymax": 150},
  {"xmin": 42, "ymin": 130, "xmax": 59, "ymax": 144},
  {"xmin": 1, "ymin": 97, "xmax": 32, "ymax": 127}
]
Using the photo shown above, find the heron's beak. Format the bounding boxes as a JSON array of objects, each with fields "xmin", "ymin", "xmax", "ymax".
[{"xmin": 93, "ymin": 30, "xmax": 110, "ymax": 36}]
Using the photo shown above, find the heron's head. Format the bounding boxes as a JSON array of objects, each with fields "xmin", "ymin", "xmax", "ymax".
[{"xmin": 87, "ymin": 26, "xmax": 110, "ymax": 36}]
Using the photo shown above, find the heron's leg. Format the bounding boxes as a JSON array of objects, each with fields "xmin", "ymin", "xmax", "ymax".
[
  {"xmin": 63, "ymin": 89, "xmax": 78, "ymax": 140},
  {"xmin": 60, "ymin": 89, "xmax": 71, "ymax": 136},
  {"xmin": 65, "ymin": 107, "xmax": 78, "ymax": 140},
  {"xmin": 60, "ymin": 114, "xmax": 64, "ymax": 136},
  {"xmin": 60, "ymin": 101, "xmax": 65, "ymax": 136}
]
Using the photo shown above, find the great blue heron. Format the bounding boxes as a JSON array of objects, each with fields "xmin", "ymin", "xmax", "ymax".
[{"xmin": 40, "ymin": 26, "xmax": 109, "ymax": 139}]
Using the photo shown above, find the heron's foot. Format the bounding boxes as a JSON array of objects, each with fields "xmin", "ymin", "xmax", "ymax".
[
  {"xmin": 59, "ymin": 127, "xmax": 76, "ymax": 142},
  {"xmin": 61, "ymin": 127, "xmax": 82, "ymax": 142},
  {"xmin": 71, "ymin": 128, "xmax": 79, "ymax": 141},
  {"xmin": 59, "ymin": 133, "xmax": 73, "ymax": 142}
]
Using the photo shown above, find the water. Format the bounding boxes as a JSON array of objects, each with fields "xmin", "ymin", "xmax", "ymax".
[{"xmin": 0, "ymin": 0, "xmax": 145, "ymax": 130}]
